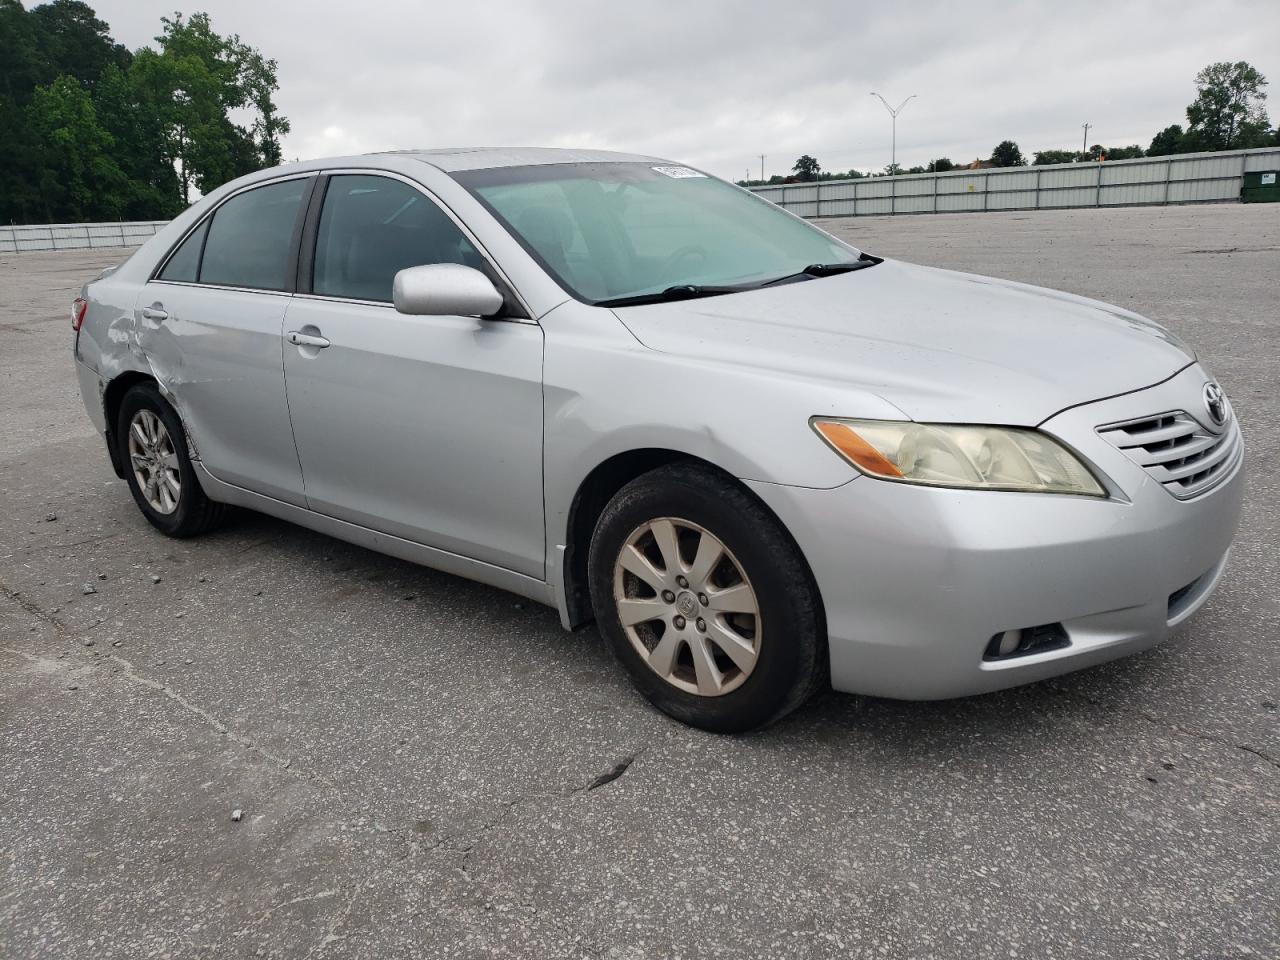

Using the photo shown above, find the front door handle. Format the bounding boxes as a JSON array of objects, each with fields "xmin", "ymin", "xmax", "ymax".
[
  {"xmin": 140, "ymin": 306, "xmax": 168, "ymax": 321},
  {"xmin": 287, "ymin": 330, "xmax": 331, "ymax": 349}
]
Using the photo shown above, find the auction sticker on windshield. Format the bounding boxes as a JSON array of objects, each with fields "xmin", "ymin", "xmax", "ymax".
[{"xmin": 652, "ymin": 165, "xmax": 706, "ymax": 178}]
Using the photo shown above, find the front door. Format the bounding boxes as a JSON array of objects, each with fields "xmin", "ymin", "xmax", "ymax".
[{"xmin": 281, "ymin": 173, "xmax": 545, "ymax": 577}]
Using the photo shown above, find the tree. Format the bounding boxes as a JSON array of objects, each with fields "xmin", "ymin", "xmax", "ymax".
[
  {"xmin": 1103, "ymin": 144, "xmax": 1144, "ymax": 160},
  {"xmin": 93, "ymin": 62, "xmax": 181, "ymax": 218},
  {"xmin": 792, "ymin": 155, "xmax": 820, "ymax": 182},
  {"xmin": 26, "ymin": 74, "xmax": 126, "ymax": 221},
  {"xmin": 989, "ymin": 140, "xmax": 1026, "ymax": 167},
  {"xmin": 926, "ymin": 157, "xmax": 955, "ymax": 172},
  {"xmin": 114, "ymin": 12, "xmax": 290, "ymax": 207},
  {"xmin": 0, "ymin": 0, "xmax": 45, "ymax": 223},
  {"xmin": 0, "ymin": 2, "xmax": 288, "ymax": 223},
  {"xmin": 30, "ymin": 0, "xmax": 130, "ymax": 89},
  {"xmin": 1185, "ymin": 61, "xmax": 1270, "ymax": 150},
  {"xmin": 1147, "ymin": 124, "xmax": 1187, "ymax": 156},
  {"xmin": 1033, "ymin": 149, "xmax": 1077, "ymax": 166}
]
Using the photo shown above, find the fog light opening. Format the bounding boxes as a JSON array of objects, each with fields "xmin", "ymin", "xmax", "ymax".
[{"xmin": 984, "ymin": 623, "xmax": 1070, "ymax": 661}]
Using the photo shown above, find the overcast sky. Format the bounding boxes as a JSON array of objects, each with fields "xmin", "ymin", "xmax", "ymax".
[{"xmin": 76, "ymin": 0, "xmax": 1280, "ymax": 180}]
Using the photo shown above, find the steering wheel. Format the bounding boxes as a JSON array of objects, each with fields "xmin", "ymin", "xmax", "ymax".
[{"xmin": 660, "ymin": 245, "xmax": 710, "ymax": 283}]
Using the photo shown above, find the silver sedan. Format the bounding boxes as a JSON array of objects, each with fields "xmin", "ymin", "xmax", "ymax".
[{"xmin": 71, "ymin": 148, "xmax": 1243, "ymax": 731}]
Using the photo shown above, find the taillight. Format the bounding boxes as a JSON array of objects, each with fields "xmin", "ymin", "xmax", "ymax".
[{"xmin": 71, "ymin": 298, "xmax": 88, "ymax": 331}]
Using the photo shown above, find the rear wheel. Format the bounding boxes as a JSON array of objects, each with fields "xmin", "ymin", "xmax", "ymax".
[
  {"xmin": 117, "ymin": 382, "xmax": 226, "ymax": 538},
  {"xmin": 588, "ymin": 463, "xmax": 826, "ymax": 732}
]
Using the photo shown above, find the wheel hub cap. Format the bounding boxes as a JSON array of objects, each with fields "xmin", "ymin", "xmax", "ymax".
[
  {"xmin": 127, "ymin": 409, "xmax": 181, "ymax": 515},
  {"xmin": 612, "ymin": 517, "xmax": 761, "ymax": 697}
]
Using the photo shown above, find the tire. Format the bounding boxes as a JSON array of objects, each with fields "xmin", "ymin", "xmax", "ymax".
[
  {"xmin": 117, "ymin": 382, "xmax": 226, "ymax": 538},
  {"xmin": 588, "ymin": 462, "xmax": 827, "ymax": 733}
]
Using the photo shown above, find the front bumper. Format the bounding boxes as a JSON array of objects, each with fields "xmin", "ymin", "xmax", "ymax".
[{"xmin": 747, "ymin": 364, "xmax": 1244, "ymax": 700}]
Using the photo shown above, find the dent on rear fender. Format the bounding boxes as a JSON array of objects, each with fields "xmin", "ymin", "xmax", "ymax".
[{"xmin": 103, "ymin": 310, "xmax": 203, "ymax": 461}]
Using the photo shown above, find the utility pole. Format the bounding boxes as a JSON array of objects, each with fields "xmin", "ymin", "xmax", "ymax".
[
  {"xmin": 871, "ymin": 93, "xmax": 918, "ymax": 174},
  {"xmin": 759, "ymin": 155, "xmax": 766, "ymax": 181},
  {"xmin": 1081, "ymin": 122, "xmax": 1091, "ymax": 156}
]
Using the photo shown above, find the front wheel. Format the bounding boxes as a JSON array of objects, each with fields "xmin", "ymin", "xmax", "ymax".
[
  {"xmin": 588, "ymin": 463, "xmax": 827, "ymax": 732},
  {"xmin": 117, "ymin": 382, "xmax": 226, "ymax": 538}
]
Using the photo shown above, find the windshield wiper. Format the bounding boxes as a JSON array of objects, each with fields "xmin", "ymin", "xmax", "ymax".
[
  {"xmin": 760, "ymin": 257, "xmax": 881, "ymax": 287},
  {"xmin": 596, "ymin": 284, "xmax": 745, "ymax": 308}
]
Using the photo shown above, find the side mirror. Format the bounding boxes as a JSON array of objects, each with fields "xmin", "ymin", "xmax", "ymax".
[{"xmin": 392, "ymin": 263, "xmax": 505, "ymax": 318}]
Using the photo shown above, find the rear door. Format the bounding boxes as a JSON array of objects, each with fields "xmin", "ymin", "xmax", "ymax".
[
  {"xmin": 139, "ymin": 175, "xmax": 314, "ymax": 505},
  {"xmin": 280, "ymin": 172, "xmax": 545, "ymax": 577}
]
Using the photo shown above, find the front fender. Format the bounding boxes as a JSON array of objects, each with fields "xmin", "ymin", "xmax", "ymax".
[{"xmin": 540, "ymin": 300, "xmax": 890, "ymax": 605}]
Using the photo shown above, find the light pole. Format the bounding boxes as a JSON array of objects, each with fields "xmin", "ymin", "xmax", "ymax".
[
  {"xmin": 870, "ymin": 92, "xmax": 917, "ymax": 174},
  {"xmin": 759, "ymin": 154, "xmax": 766, "ymax": 181},
  {"xmin": 1081, "ymin": 122, "xmax": 1091, "ymax": 157}
]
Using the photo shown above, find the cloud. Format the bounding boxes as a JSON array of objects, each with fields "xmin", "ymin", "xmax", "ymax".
[{"xmin": 85, "ymin": 0, "xmax": 1280, "ymax": 179}]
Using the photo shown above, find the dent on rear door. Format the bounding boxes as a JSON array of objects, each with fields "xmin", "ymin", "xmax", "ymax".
[{"xmin": 132, "ymin": 283, "xmax": 305, "ymax": 503}]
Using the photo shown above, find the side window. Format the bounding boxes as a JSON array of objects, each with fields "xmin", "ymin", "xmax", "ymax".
[
  {"xmin": 158, "ymin": 219, "xmax": 208, "ymax": 282},
  {"xmin": 313, "ymin": 175, "xmax": 482, "ymax": 302},
  {"xmin": 200, "ymin": 178, "xmax": 309, "ymax": 291}
]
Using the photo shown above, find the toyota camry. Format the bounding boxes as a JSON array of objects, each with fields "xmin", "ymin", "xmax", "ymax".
[{"xmin": 71, "ymin": 148, "xmax": 1244, "ymax": 731}]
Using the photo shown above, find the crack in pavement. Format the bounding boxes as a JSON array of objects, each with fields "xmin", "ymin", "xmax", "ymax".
[
  {"xmin": 0, "ymin": 576, "xmax": 72, "ymax": 633},
  {"xmin": 1048, "ymin": 683, "xmax": 1280, "ymax": 772},
  {"xmin": 585, "ymin": 753, "xmax": 639, "ymax": 791},
  {"xmin": 453, "ymin": 748, "xmax": 650, "ymax": 876}
]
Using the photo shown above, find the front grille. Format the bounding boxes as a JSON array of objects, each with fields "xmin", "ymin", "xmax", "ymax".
[{"xmin": 1098, "ymin": 409, "xmax": 1241, "ymax": 499}]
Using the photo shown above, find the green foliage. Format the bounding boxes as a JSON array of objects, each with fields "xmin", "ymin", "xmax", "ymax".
[
  {"xmin": 792, "ymin": 155, "xmax": 821, "ymax": 181},
  {"xmin": 1147, "ymin": 124, "xmax": 1187, "ymax": 156},
  {"xmin": 1186, "ymin": 61, "xmax": 1270, "ymax": 150},
  {"xmin": 989, "ymin": 140, "xmax": 1026, "ymax": 167},
  {"xmin": 27, "ymin": 74, "xmax": 126, "ymax": 221},
  {"xmin": 1033, "ymin": 149, "xmax": 1077, "ymax": 166},
  {"xmin": 30, "ymin": 0, "xmax": 130, "ymax": 88},
  {"xmin": 926, "ymin": 157, "xmax": 955, "ymax": 172},
  {"xmin": 1102, "ymin": 144, "xmax": 1145, "ymax": 160},
  {"xmin": 0, "ymin": 2, "xmax": 288, "ymax": 225}
]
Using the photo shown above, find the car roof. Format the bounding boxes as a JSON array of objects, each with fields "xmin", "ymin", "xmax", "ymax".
[{"xmin": 370, "ymin": 146, "xmax": 666, "ymax": 173}]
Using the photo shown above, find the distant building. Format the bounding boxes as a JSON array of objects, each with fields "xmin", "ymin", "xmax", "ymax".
[{"xmin": 963, "ymin": 159, "xmax": 996, "ymax": 170}]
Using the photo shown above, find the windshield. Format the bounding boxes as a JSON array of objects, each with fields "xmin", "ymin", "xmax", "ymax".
[{"xmin": 452, "ymin": 162, "xmax": 862, "ymax": 304}]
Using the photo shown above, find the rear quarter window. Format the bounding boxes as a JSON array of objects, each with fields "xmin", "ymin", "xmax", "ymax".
[{"xmin": 157, "ymin": 219, "xmax": 208, "ymax": 283}]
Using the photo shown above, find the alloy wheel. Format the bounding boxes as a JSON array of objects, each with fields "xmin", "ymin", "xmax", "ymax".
[
  {"xmin": 127, "ymin": 409, "xmax": 181, "ymax": 515},
  {"xmin": 612, "ymin": 517, "xmax": 761, "ymax": 696}
]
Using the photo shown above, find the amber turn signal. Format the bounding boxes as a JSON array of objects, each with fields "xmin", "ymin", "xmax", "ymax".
[{"xmin": 812, "ymin": 420, "xmax": 903, "ymax": 478}]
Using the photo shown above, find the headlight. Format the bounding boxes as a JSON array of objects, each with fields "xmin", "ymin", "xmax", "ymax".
[{"xmin": 811, "ymin": 418, "xmax": 1106, "ymax": 496}]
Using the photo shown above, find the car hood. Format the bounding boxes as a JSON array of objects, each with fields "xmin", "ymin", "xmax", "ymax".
[{"xmin": 611, "ymin": 259, "xmax": 1193, "ymax": 426}]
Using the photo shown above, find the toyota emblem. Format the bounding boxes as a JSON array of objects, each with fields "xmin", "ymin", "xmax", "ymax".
[{"xmin": 1203, "ymin": 382, "xmax": 1227, "ymax": 427}]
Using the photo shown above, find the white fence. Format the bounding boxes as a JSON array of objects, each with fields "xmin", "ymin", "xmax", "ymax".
[
  {"xmin": 0, "ymin": 220, "xmax": 167, "ymax": 254},
  {"xmin": 750, "ymin": 147, "xmax": 1280, "ymax": 218}
]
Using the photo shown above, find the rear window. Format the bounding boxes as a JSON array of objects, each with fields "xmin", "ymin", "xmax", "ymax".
[{"xmin": 199, "ymin": 178, "xmax": 309, "ymax": 291}]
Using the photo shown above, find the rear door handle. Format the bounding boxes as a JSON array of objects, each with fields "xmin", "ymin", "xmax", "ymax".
[
  {"xmin": 140, "ymin": 306, "xmax": 168, "ymax": 321},
  {"xmin": 287, "ymin": 330, "xmax": 331, "ymax": 349}
]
